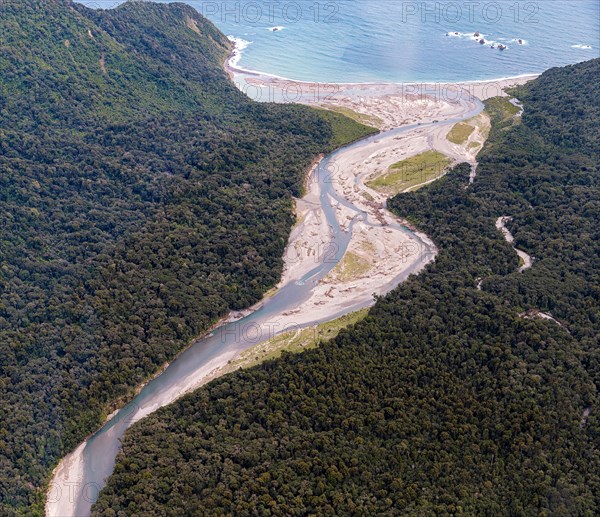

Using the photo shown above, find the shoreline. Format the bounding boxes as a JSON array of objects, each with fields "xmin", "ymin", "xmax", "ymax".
[
  {"xmin": 229, "ymin": 61, "xmax": 539, "ymax": 88},
  {"xmin": 225, "ymin": 37, "xmax": 539, "ymax": 90}
]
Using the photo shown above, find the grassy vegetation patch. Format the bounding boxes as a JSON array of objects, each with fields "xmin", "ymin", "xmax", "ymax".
[
  {"xmin": 228, "ymin": 308, "xmax": 369, "ymax": 369},
  {"xmin": 321, "ymin": 104, "xmax": 384, "ymax": 129},
  {"xmin": 447, "ymin": 122, "xmax": 475, "ymax": 144},
  {"xmin": 327, "ymin": 250, "xmax": 371, "ymax": 282},
  {"xmin": 316, "ymin": 108, "xmax": 379, "ymax": 148},
  {"xmin": 366, "ymin": 150, "xmax": 452, "ymax": 195},
  {"xmin": 485, "ymin": 96, "xmax": 521, "ymax": 120},
  {"xmin": 362, "ymin": 191, "xmax": 375, "ymax": 202}
]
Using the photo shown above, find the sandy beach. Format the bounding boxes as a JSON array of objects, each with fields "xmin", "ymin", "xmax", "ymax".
[{"xmin": 225, "ymin": 55, "xmax": 537, "ymax": 119}]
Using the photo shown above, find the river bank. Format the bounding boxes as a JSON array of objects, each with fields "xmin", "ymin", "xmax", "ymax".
[
  {"xmin": 46, "ymin": 45, "xmax": 536, "ymax": 517},
  {"xmin": 496, "ymin": 216, "xmax": 534, "ymax": 272}
]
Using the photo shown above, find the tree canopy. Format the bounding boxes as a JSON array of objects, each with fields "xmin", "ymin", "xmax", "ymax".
[
  {"xmin": 94, "ymin": 59, "xmax": 599, "ymax": 516},
  {"xmin": 0, "ymin": 1, "xmax": 374, "ymax": 513}
]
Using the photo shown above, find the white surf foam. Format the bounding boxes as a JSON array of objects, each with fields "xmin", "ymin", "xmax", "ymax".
[
  {"xmin": 227, "ymin": 36, "xmax": 252, "ymax": 68},
  {"xmin": 446, "ymin": 31, "xmax": 511, "ymax": 50}
]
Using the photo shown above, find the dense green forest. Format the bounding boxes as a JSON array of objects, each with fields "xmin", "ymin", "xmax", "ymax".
[
  {"xmin": 0, "ymin": 1, "xmax": 375, "ymax": 513},
  {"xmin": 94, "ymin": 59, "xmax": 599, "ymax": 515}
]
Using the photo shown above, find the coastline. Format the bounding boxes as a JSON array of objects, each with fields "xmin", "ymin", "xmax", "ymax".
[
  {"xmin": 224, "ymin": 39, "xmax": 537, "ymax": 130},
  {"xmin": 227, "ymin": 59, "xmax": 539, "ymax": 88},
  {"xmin": 225, "ymin": 37, "xmax": 539, "ymax": 91}
]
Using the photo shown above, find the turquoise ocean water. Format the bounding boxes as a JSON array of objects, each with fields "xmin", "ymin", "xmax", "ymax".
[{"xmin": 96, "ymin": 0, "xmax": 599, "ymax": 83}]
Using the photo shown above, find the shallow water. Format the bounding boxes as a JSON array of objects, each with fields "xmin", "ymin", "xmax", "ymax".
[
  {"xmin": 139, "ymin": 0, "xmax": 598, "ymax": 82},
  {"xmin": 91, "ymin": 1, "xmax": 598, "ymax": 83}
]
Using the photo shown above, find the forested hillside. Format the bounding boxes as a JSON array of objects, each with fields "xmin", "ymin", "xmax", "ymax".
[
  {"xmin": 94, "ymin": 59, "xmax": 599, "ymax": 515},
  {"xmin": 0, "ymin": 1, "xmax": 374, "ymax": 513}
]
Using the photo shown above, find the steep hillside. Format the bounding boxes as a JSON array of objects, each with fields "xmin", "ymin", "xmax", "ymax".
[
  {"xmin": 94, "ymin": 60, "xmax": 599, "ymax": 515},
  {"xmin": 0, "ymin": 1, "xmax": 375, "ymax": 513}
]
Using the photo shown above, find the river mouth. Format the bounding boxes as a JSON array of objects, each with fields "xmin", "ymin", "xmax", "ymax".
[{"xmin": 45, "ymin": 73, "xmax": 494, "ymax": 517}]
